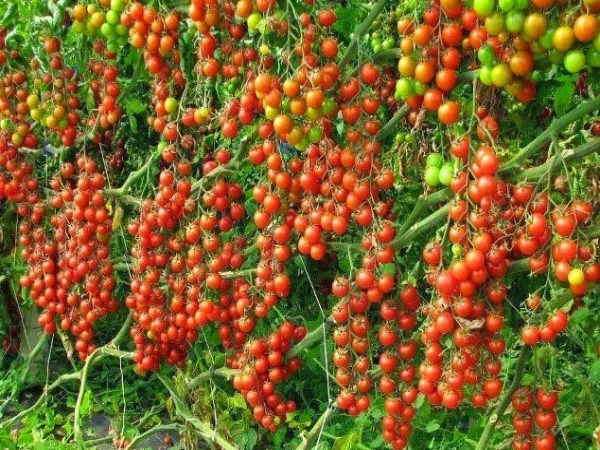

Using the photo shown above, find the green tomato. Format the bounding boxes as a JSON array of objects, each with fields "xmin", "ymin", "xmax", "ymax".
[
  {"xmin": 296, "ymin": 137, "xmax": 309, "ymax": 152},
  {"xmin": 106, "ymin": 40, "xmax": 119, "ymax": 53},
  {"xmin": 413, "ymin": 80, "xmax": 427, "ymax": 96},
  {"xmin": 308, "ymin": 127, "xmax": 322, "ymax": 143},
  {"xmin": 564, "ymin": 49, "xmax": 586, "ymax": 73},
  {"xmin": 404, "ymin": 134, "xmax": 414, "ymax": 144},
  {"xmin": 594, "ymin": 33, "xmax": 600, "ymax": 52},
  {"xmin": 0, "ymin": 118, "xmax": 12, "ymax": 130},
  {"xmin": 505, "ymin": 10, "xmax": 525, "ymax": 33},
  {"xmin": 479, "ymin": 65, "xmax": 493, "ymax": 85},
  {"xmin": 452, "ymin": 244, "xmax": 463, "ymax": 258},
  {"xmin": 110, "ymin": 0, "xmax": 124, "ymax": 12},
  {"xmin": 438, "ymin": 164, "xmax": 454, "ymax": 186},
  {"xmin": 478, "ymin": 45, "xmax": 496, "ymax": 65},
  {"xmin": 586, "ymin": 49, "xmax": 600, "ymax": 68},
  {"xmin": 383, "ymin": 37, "xmax": 395, "ymax": 49},
  {"xmin": 247, "ymin": 13, "xmax": 262, "ymax": 32},
  {"xmin": 116, "ymin": 24, "xmax": 128, "ymax": 36},
  {"xmin": 424, "ymin": 166, "xmax": 440, "ymax": 187},
  {"xmin": 106, "ymin": 10, "xmax": 119, "ymax": 25},
  {"xmin": 373, "ymin": 44, "xmax": 382, "ymax": 54},
  {"xmin": 30, "ymin": 108, "xmax": 42, "ymax": 121},
  {"xmin": 281, "ymin": 97, "xmax": 291, "ymax": 113},
  {"xmin": 514, "ymin": 0, "xmax": 528, "ymax": 10},
  {"xmin": 498, "ymin": 0, "xmax": 514, "ymax": 11},
  {"xmin": 568, "ymin": 268, "xmax": 585, "ymax": 285},
  {"xmin": 395, "ymin": 78, "xmax": 414, "ymax": 99},
  {"xmin": 305, "ymin": 107, "xmax": 322, "ymax": 121},
  {"xmin": 85, "ymin": 21, "xmax": 97, "ymax": 36},
  {"xmin": 395, "ymin": 133, "xmax": 405, "ymax": 144},
  {"xmin": 491, "ymin": 63, "xmax": 513, "ymax": 87},
  {"xmin": 322, "ymin": 98, "xmax": 336, "ymax": 116},
  {"xmin": 426, "ymin": 153, "xmax": 444, "ymax": 168},
  {"xmin": 72, "ymin": 20, "xmax": 85, "ymax": 34},
  {"xmin": 11, "ymin": 133, "xmax": 22, "ymax": 146},
  {"xmin": 474, "ymin": 0, "xmax": 495, "ymax": 17},
  {"xmin": 265, "ymin": 105, "xmax": 279, "ymax": 120},
  {"xmin": 164, "ymin": 97, "xmax": 178, "ymax": 113},
  {"xmin": 485, "ymin": 13, "xmax": 506, "ymax": 36},
  {"xmin": 100, "ymin": 23, "xmax": 114, "ymax": 38}
]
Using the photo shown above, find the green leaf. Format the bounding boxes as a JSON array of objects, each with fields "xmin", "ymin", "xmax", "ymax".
[
  {"xmin": 80, "ymin": 390, "xmax": 92, "ymax": 417},
  {"xmin": 554, "ymin": 80, "xmax": 575, "ymax": 116},
  {"xmin": 125, "ymin": 98, "xmax": 146, "ymax": 115},
  {"xmin": 333, "ymin": 8, "xmax": 365, "ymax": 37},
  {"xmin": 231, "ymin": 427, "xmax": 257, "ymax": 450},
  {"xmin": 332, "ymin": 431, "xmax": 358, "ymax": 450},
  {"xmin": 426, "ymin": 421, "xmax": 441, "ymax": 432},
  {"xmin": 589, "ymin": 359, "xmax": 600, "ymax": 384}
]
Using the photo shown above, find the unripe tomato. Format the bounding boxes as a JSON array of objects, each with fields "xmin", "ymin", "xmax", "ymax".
[{"xmin": 568, "ymin": 268, "xmax": 585, "ymax": 286}]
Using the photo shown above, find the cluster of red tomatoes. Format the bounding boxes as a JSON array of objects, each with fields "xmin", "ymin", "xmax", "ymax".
[
  {"xmin": 376, "ymin": 284, "xmax": 420, "ymax": 449},
  {"xmin": 422, "ymin": 116, "xmax": 508, "ymax": 411},
  {"xmin": 86, "ymin": 43, "xmax": 122, "ymax": 133},
  {"xmin": 120, "ymin": 3, "xmax": 182, "ymax": 79},
  {"xmin": 45, "ymin": 157, "xmax": 118, "ymax": 360},
  {"xmin": 511, "ymin": 387, "xmax": 559, "ymax": 450},
  {"xmin": 231, "ymin": 321, "xmax": 305, "ymax": 431}
]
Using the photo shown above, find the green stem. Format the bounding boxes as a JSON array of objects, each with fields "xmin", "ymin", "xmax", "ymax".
[
  {"xmin": 396, "ymin": 188, "xmax": 452, "ymax": 237},
  {"xmin": 500, "ymin": 95, "xmax": 600, "ymax": 174},
  {"xmin": 475, "ymin": 346, "xmax": 532, "ymax": 450},
  {"xmin": 157, "ymin": 374, "xmax": 237, "ymax": 450},
  {"xmin": 376, "ymin": 104, "xmax": 409, "ymax": 140},
  {"xmin": 105, "ymin": 151, "xmax": 161, "ymax": 197},
  {"xmin": 123, "ymin": 423, "xmax": 179, "ymax": 450},
  {"xmin": 516, "ymin": 138, "xmax": 600, "ymax": 181},
  {"xmin": 392, "ymin": 204, "xmax": 450, "ymax": 249},
  {"xmin": 337, "ymin": 0, "xmax": 388, "ymax": 71},
  {"xmin": 295, "ymin": 407, "xmax": 334, "ymax": 450},
  {"xmin": 187, "ymin": 367, "xmax": 239, "ymax": 390},
  {"xmin": 288, "ymin": 321, "xmax": 331, "ymax": 359}
]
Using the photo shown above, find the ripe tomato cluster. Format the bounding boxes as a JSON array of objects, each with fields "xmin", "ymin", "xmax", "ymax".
[
  {"xmin": 511, "ymin": 387, "xmax": 559, "ymax": 450},
  {"xmin": 231, "ymin": 321, "xmax": 306, "ymax": 431},
  {"xmin": 86, "ymin": 48, "xmax": 122, "ymax": 132},
  {"xmin": 46, "ymin": 157, "xmax": 118, "ymax": 360},
  {"xmin": 377, "ymin": 283, "xmax": 420, "ymax": 449}
]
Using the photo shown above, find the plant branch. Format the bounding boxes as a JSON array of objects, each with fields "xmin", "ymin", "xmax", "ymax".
[
  {"xmin": 295, "ymin": 407, "xmax": 334, "ymax": 450},
  {"xmin": 186, "ymin": 367, "xmax": 239, "ymax": 390},
  {"xmin": 157, "ymin": 373, "xmax": 237, "ymax": 450},
  {"xmin": 338, "ymin": 0, "xmax": 388, "ymax": 71},
  {"xmin": 124, "ymin": 423, "xmax": 179, "ymax": 450},
  {"xmin": 475, "ymin": 346, "xmax": 532, "ymax": 450},
  {"xmin": 392, "ymin": 204, "xmax": 450, "ymax": 249},
  {"xmin": 500, "ymin": 95, "xmax": 600, "ymax": 174},
  {"xmin": 376, "ymin": 104, "xmax": 408, "ymax": 140},
  {"xmin": 516, "ymin": 137, "xmax": 600, "ymax": 181}
]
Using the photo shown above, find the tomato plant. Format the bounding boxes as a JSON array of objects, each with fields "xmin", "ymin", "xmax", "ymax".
[{"xmin": 0, "ymin": 0, "xmax": 599, "ymax": 449}]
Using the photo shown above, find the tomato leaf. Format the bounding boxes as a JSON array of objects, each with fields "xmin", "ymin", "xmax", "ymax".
[
  {"xmin": 553, "ymin": 79, "xmax": 575, "ymax": 116},
  {"xmin": 589, "ymin": 359, "xmax": 600, "ymax": 384}
]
